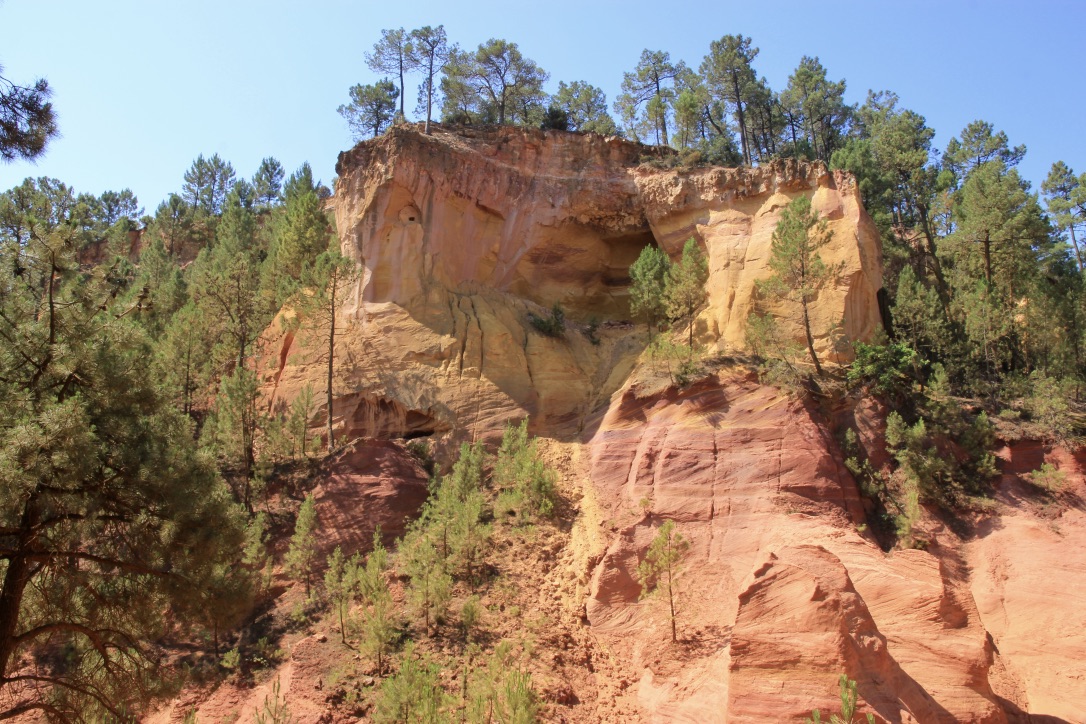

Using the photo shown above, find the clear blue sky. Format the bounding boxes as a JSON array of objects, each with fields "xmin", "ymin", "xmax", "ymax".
[{"xmin": 1, "ymin": 0, "xmax": 1082, "ymax": 211}]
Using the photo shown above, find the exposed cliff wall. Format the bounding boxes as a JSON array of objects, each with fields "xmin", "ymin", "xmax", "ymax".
[
  {"xmin": 333, "ymin": 125, "xmax": 882, "ymax": 359},
  {"xmin": 261, "ymin": 126, "xmax": 885, "ymax": 447}
]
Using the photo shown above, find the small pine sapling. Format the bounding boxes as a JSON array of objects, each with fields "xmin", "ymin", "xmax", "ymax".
[
  {"xmin": 637, "ymin": 520, "xmax": 690, "ymax": 642},
  {"xmin": 285, "ymin": 493, "xmax": 319, "ymax": 596}
]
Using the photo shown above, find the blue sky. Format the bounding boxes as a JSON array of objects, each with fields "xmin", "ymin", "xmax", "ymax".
[{"xmin": 1, "ymin": 0, "xmax": 1082, "ymax": 211}]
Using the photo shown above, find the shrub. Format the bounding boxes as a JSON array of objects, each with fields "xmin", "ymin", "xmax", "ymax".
[
  {"xmin": 493, "ymin": 419, "xmax": 558, "ymax": 520},
  {"xmin": 847, "ymin": 342, "xmax": 920, "ymax": 403},
  {"xmin": 527, "ymin": 304, "xmax": 565, "ymax": 337},
  {"xmin": 1026, "ymin": 462, "xmax": 1067, "ymax": 492}
]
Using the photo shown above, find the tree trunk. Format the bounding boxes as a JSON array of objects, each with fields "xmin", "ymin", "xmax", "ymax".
[
  {"xmin": 339, "ymin": 601, "xmax": 346, "ymax": 644},
  {"xmin": 915, "ymin": 202, "xmax": 952, "ymax": 312},
  {"xmin": 983, "ymin": 232, "xmax": 993, "ymax": 286},
  {"xmin": 731, "ymin": 73, "xmax": 749, "ymax": 165},
  {"xmin": 0, "ymin": 548, "xmax": 31, "ymax": 681},
  {"xmin": 1070, "ymin": 224, "xmax": 1084, "ymax": 272},
  {"xmin": 398, "ymin": 57, "xmax": 405, "ymax": 118},
  {"xmin": 668, "ymin": 572, "xmax": 677, "ymax": 643},
  {"xmin": 802, "ymin": 300, "xmax": 824, "ymax": 377},
  {"xmin": 425, "ymin": 56, "xmax": 435, "ymax": 135}
]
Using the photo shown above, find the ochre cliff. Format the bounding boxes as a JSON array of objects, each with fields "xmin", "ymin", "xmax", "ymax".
[
  {"xmin": 254, "ymin": 126, "xmax": 1086, "ymax": 722},
  {"xmin": 333, "ymin": 125, "xmax": 882, "ymax": 357},
  {"xmin": 265, "ymin": 125, "xmax": 883, "ymax": 448}
]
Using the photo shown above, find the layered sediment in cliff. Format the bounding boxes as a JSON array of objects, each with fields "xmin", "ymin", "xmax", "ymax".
[
  {"xmin": 333, "ymin": 124, "xmax": 882, "ymax": 355},
  {"xmin": 264, "ymin": 125, "xmax": 884, "ymax": 448}
]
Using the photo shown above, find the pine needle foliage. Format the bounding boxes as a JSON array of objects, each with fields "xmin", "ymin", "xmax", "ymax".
[{"xmin": 637, "ymin": 520, "xmax": 690, "ymax": 642}]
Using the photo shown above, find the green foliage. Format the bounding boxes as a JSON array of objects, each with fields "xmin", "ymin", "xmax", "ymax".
[
  {"xmin": 637, "ymin": 520, "xmax": 690, "ymax": 642},
  {"xmin": 884, "ymin": 380, "xmax": 998, "ymax": 510},
  {"xmin": 629, "ymin": 245, "xmax": 671, "ymax": 331},
  {"xmin": 182, "ymin": 153, "xmax": 235, "ymax": 215},
  {"xmin": 663, "ymin": 238, "xmax": 709, "ymax": 349},
  {"xmin": 460, "ymin": 595, "xmax": 482, "ymax": 641},
  {"xmin": 615, "ymin": 49, "xmax": 683, "ymax": 145},
  {"xmin": 745, "ymin": 311, "xmax": 805, "ymax": 390},
  {"xmin": 365, "ymin": 28, "xmax": 412, "ymax": 119},
  {"xmin": 0, "ymin": 64, "xmax": 58, "ymax": 161},
  {"xmin": 779, "ymin": 56, "xmax": 850, "ymax": 163},
  {"xmin": 539, "ymin": 105, "xmax": 569, "ymax": 131},
  {"xmin": 325, "ymin": 546, "xmax": 363, "ymax": 643},
  {"xmin": 494, "ymin": 420, "xmax": 558, "ymax": 520},
  {"xmin": 339, "ymin": 79, "xmax": 400, "ymax": 140},
  {"xmin": 295, "ymin": 248, "xmax": 359, "ymax": 449},
  {"xmin": 402, "ymin": 536, "xmax": 453, "ymax": 635},
  {"xmin": 440, "ymin": 39, "xmax": 548, "ymax": 126},
  {"xmin": 252, "ymin": 156, "xmax": 285, "ymax": 209},
  {"xmin": 647, "ymin": 333, "xmax": 693, "ymax": 385},
  {"xmin": 1019, "ymin": 371, "xmax": 1075, "ymax": 441},
  {"xmin": 406, "ymin": 26, "xmax": 451, "ymax": 133},
  {"xmin": 220, "ymin": 647, "xmax": 241, "ymax": 672},
  {"xmin": 374, "ymin": 645, "xmax": 450, "ymax": 723},
  {"xmin": 0, "ymin": 223, "xmax": 245, "ymax": 719},
  {"xmin": 253, "ymin": 677, "xmax": 295, "ymax": 724},
  {"xmin": 806, "ymin": 674, "xmax": 875, "ymax": 724},
  {"xmin": 359, "ymin": 529, "xmax": 391, "ymax": 605},
  {"xmin": 527, "ymin": 303, "xmax": 565, "ymax": 337},
  {"xmin": 699, "ymin": 35, "xmax": 759, "ymax": 164},
  {"xmin": 847, "ymin": 342, "xmax": 920, "ymax": 403},
  {"xmin": 201, "ymin": 366, "xmax": 263, "ymax": 508},
  {"xmin": 552, "ymin": 80, "xmax": 619, "ymax": 135},
  {"xmin": 275, "ymin": 188, "xmax": 330, "ymax": 283},
  {"xmin": 286, "ymin": 494, "xmax": 319, "ymax": 596},
  {"xmin": 1026, "ymin": 462, "xmax": 1067, "ymax": 492},
  {"xmin": 361, "ymin": 598, "xmax": 398, "ymax": 678},
  {"xmin": 465, "ymin": 642, "xmax": 539, "ymax": 724},
  {"xmin": 755, "ymin": 195, "xmax": 834, "ymax": 376}
]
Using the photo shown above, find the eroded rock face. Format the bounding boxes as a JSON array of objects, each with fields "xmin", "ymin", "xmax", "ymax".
[
  {"xmin": 333, "ymin": 125, "xmax": 883, "ymax": 358},
  {"xmin": 583, "ymin": 371, "xmax": 1005, "ymax": 723},
  {"xmin": 262, "ymin": 126, "xmax": 885, "ymax": 448},
  {"xmin": 965, "ymin": 442, "xmax": 1086, "ymax": 722}
]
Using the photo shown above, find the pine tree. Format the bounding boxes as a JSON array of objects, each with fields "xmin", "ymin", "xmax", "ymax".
[
  {"xmin": 756, "ymin": 196, "xmax": 833, "ymax": 376},
  {"xmin": 183, "ymin": 153, "xmax": 235, "ymax": 215},
  {"xmin": 203, "ymin": 366, "xmax": 264, "ymax": 510},
  {"xmin": 286, "ymin": 494, "xmax": 319, "ymax": 596},
  {"xmin": 374, "ymin": 644, "xmax": 449, "ymax": 722},
  {"xmin": 0, "ymin": 63, "xmax": 58, "ymax": 161},
  {"xmin": 252, "ymin": 156, "xmax": 285, "ymax": 209},
  {"xmin": 663, "ymin": 238, "xmax": 709, "ymax": 351},
  {"xmin": 339, "ymin": 80, "xmax": 400, "ymax": 140},
  {"xmin": 297, "ymin": 249, "xmax": 359, "ymax": 449},
  {"xmin": 1042, "ymin": 161, "xmax": 1086, "ymax": 271},
  {"xmin": 700, "ymin": 35, "xmax": 758, "ymax": 164},
  {"xmin": 553, "ymin": 80, "xmax": 619, "ymax": 135},
  {"xmin": 493, "ymin": 419, "xmax": 557, "ymax": 520},
  {"xmin": 325, "ymin": 546, "xmax": 362, "ymax": 643},
  {"xmin": 407, "ymin": 26, "xmax": 451, "ymax": 134},
  {"xmin": 0, "ymin": 225, "xmax": 245, "ymax": 718},
  {"xmin": 615, "ymin": 50, "xmax": 682, "ymax": 145},
  {"xmin": 637, "ymin": 520, "xmax": 690, "ymax": 642},
  {"xmin": 361, "ymin": 582, "xmax": 398, "ymax": 678},
  {"xmin": 276, "ymin": 188, "xmax": 331, "ymax": 280},
  {"xmin": 403, "ymin": 537, "xmax": 452, "ymax": 636},
  {"xmin": 366, "ymin": 28, "xmax": 412, "ymax": 119},
  {"xmin": 629, "ymin": 245, "xmax": 671, "ymax": 333}
]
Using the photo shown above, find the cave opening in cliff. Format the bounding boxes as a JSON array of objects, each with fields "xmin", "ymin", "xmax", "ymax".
[{"xmin": 601, "ymin": 230, "xmax": 660, "ymax": 291}]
